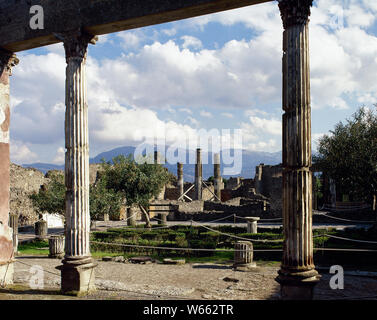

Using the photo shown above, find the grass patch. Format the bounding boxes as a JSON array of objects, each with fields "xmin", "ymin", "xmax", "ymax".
[{"xmin": 18, "ymin": 240, "xmax": 49, "ymax": 256}]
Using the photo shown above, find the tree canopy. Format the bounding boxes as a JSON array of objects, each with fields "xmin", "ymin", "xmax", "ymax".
[
  {"xmin": 314, "ymin": 106, "xmax": 377, "ymax": 207},
  {"xmin": 30, "ymin": 172, "xmax": 65, "ymax": 215},
  {"xmin": 99, "ymin": 155, "xmax": 170, "ymax": 208},
  {"xmin": 30, "ymin": 154, "xmax": 171, "ymax": 219}
]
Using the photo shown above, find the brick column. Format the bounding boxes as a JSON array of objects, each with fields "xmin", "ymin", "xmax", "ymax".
[
  {"xmin": 57, "ymin": 30, "xmax": 97, "ymax": 295},
  {"xmin": 276, "ymin": 0, "xmax": 320, "ymax": 300},
  {"xmin": 0, "ymin": 50, "xmax": 18, "ymax": 287}
]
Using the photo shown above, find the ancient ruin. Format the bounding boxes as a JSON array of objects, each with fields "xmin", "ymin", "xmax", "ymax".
[{"xmin": 0, "ymin": 0, "xmax": 319, "ymax": 299}]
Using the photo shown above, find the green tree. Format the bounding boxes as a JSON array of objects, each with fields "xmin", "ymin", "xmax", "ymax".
[
  {"xmin": 89, "ymin": 178, "xmax": 123, "ymax": 221},
  {"xmin": 99, "ymin": 155, "xmax": 171, "ymax": 226},
  {"xmin": 30, "ymin": 173, "xmax": 65, "ymax": 215},
  {"xmin": 314, "ymin": 106, "xmax": 377, "ymax": 211}
]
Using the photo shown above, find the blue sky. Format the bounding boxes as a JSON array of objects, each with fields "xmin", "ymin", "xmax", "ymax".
[{"xmin": 8, "ymin": 0, "xmax": 377, "ymax": 165}]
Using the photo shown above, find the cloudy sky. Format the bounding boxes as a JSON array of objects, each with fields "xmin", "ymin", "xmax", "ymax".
[{"xmin": 9, "ymin": 0, "xmax": 377, "ymax": 165}]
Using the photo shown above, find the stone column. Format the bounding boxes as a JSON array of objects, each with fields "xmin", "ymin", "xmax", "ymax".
[
  {"xmin": 0, "ymin": 50, "xmax": 18, "ymax": 287},
  {"xmin": 9, "ymin": 213, "xmax": 18, "ymax": 254},
  {"xmin": 127, "ymin": 207, "xmax": 136, "ymax": 227},
  {"xmin": 57, "ymin": 30, "xmax": 97, "ymax": 295},
  {"xmin": 35, "ymin": 219, "xmax": 48, "ymax": 240},
  {"xmin": 177, "ymin": 162, "xmax": 184, "ymax": 199},
  {"xmin": 329, "ymin": 178, "xmax": 336, "ymax": 209},
  {"xmin": 245, "ymin": 217, "xmax": 260, "ymax": 234},
  {"xmin": 276, "ymin": 0, "xmax": 320, "ymax": 300},
  {"xmin": 233, "ymin": 241, "xmax": 256, "ymax": 271},
  {"xmin": 154, "ymin": 151, "xmax": 161, "ymax": 165},
  {"xmin": 49, "ymin": 236, "xmax": 65, "ymax": 259},
  {"xmin": 154, "ymin": 151, "xmax": 165, "ymax": 200},
  {"xmin": 158, "ymin": 213, "xmax": 168, "ymax": 226},
  {"xmin": 214, "ymin": 153, "xmax": 221, "ymax": 201},
  {"xmin": 195, "ymin": 148, "xmax": 202, "ymax": 201}
]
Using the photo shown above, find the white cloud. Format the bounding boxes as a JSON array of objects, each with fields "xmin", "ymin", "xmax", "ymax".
[
  {"xmin": 221, "ymin": 113, "xmax": 234, "ymax": 118},
  {"xmin": 9, "ymin": 0, "xmax": 377, "ymax": 161},
  {"xmin": 181, "ymin": 35, "xmax": 203, "ymax": 50},
  {"xmin": 117, "ymin": 31, "xmax": 142, "ymax": 50},
  {"xmin": 240, "ymin": 115, "xmax": 282, "ymax": 152},
  {"xmin": 52, "ymin": 147, "xmax": 65, "ymax": 165},
  {"xmin": 10, "ymin": 140, "xmax": 38, "ymax": 164},
  {"xmin": 180, "ymin": 108, "xmax": 192, "ymax": 114},
  {"xmin": 200, "ymin": 110, "xmax": 212, "ymax": 118}
]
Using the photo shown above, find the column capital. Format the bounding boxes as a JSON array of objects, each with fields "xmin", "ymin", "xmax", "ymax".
[
  {"xmin": 58, "ymin": 29, "xmax": 97, "ymax": 62},
  {"xmin": 0, "ymin": 49, "xmax": 19, "ymax": 76},
  {"xmin": 278, "ymin": 0, "xmax": 313, "ymax": 29}
]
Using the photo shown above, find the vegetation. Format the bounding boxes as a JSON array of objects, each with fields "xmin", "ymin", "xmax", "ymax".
[
  {"xmin": 99, "ymin": 155, "xmax": 170, "ymax": 209},
  {"xmin": 29, "ymin": 173, "xmax": 65, "ymax": 215},
  {"xmin": 314, "ymin": 106, "xmax": 377, "ymax": 210},
  {"xmin": 30, "ymin": 154, "xmax": 170, "ymax": 221}
]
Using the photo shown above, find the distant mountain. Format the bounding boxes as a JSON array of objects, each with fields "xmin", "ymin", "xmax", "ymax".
[
  {"xmin": 22, "ymin": 163, "xmax": 64, "ymax": 174},
  {"xmin": 23, "ymin": 145, "xmax": 282, "ymax": 181}
]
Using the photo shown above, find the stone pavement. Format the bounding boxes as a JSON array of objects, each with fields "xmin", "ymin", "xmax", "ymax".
[{"xmin": 0, "ymin": 257, "xmax": 376, "ymax": 300}]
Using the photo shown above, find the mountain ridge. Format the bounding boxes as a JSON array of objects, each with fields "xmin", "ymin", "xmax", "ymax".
[{"xmin": 23, "ymin": 145, "xmax": 282, "ymax": 182}]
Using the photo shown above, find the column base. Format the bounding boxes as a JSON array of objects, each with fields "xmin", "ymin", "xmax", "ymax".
[
  {"xmin": 0, "ymin": 261, "xmax": 14, "ymax": 287},
  {"xmin": 276, "ymin": 268, "xmax": 321, "ymax": 300},
  {"xmin": 56, "ymin": 256, "xmax": 97, "ymax": 296}
]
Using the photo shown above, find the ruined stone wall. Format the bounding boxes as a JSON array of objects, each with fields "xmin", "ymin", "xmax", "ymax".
[
  {"xmin": 164, "ymin": 183, "xmax": 214, "ymax": 201},
  {"xmin": 10, "ymin": 163, "xmax": 48, "ymax": 226},
  {"xmin": 254, "ymin": 164, "xmax": 283, "ymax": 216},
  {"xmin": 10, "ymin": 163, "xmax": 104, "ymax": 226}
]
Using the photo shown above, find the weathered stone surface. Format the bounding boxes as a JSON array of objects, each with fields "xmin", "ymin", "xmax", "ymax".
[
  {"xmin": 49, "ymin": 235, "xmax": 65, "ymax": 259},
  {"xmin": 177, "ymin": 163, "xmax": 184, "ymax": 199},
  {"xmin": 35, "ymin": 220, "xmax": 48, "ymax": 240},
  {"xmin": 58, "ymin": 30, "xmax": 96, "ymax": 295},
  {"xmin": 276, "ymin": 0, "xmax": 319, "ymax": 299},
  {"xmin": 129, "ymin": 256, "xmax": 153, "ymax": 264},
  {"xmin": 195, "ymin": 149, "xmax": 203, "ymax": 201},
  {"xmin": 163, "ymin": 258, "xmax": 185, "ymax": 265},
  {"xmin": 0, "ymin": 0, "xmax": 270, "ymax": 52},
  {"xmin": 214, "ymin": 153, "xmax": 222, "ymax": 201},
  {"xmin": 0, "ymin": 51, "xmax": 17, "ymax": 286},
  {"xmin": 233, "ymin": 241, "xmax": 256, "ymax": 270},
  {"xmin": 10, "ymin": 163, "xmax": 46, "ymax": 226}
]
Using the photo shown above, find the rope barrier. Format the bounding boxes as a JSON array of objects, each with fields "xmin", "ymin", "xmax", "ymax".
[
  {"xmin": 90, "ymin": 241, "xmax": 377, "ymax": 253},
  {"xmin": 319, "ymin": 234, "xmax": 377, "ymax": 244},
  {"xmin": 315, "ymin": 212, "xmax": 375, "ymax": 224},
  {"xmin": 90, "ymin": 240, "xmax": 245, "ymax": 252},
  {"xmin": 190, "ymin": 220, "xmax": 283, "ymax": 243},
  {"xmin": 235, "ymin": 215, "xmax": 283, "ymax": 222}
]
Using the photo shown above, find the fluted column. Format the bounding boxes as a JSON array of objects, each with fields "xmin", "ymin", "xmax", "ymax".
[
  {"xmin": 195, "ymin": 148, "xmax": 202, "ymax": 201},
  {"xmin": 214, "ymin": 153, "xmax": 221, "ymax": 201},
  {"xmin": 57, "ymin": 30, "xmax": 97, "ymax": 295},
  {"xmin": 276, "ymin": 0, "xmax": 320, "ymax": 300},
  {"xmin": 154, "ymin": 151, "xmax": 165, "ymax": 200},
  {"xmin": 0, "ymin": 50, "xmax": 18, "ymax": 287},
  {"xmin": 177, "ymin": 162, "xmax": 184, "ymax": 199}
]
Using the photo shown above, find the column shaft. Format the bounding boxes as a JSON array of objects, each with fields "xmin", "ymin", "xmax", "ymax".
[
  {"xmin": 214, "ymin": 153, "xmax": 221, "ymax": 201},
  {"xmin": 177, "ymin": 162, "xmax": 184, "ymax": 198},
  {"xmin": 64, "ymin": 41, "xmax": 90, "ymax": 258},
  {"xmin": 195, "ymin": 148, "xmax": 202, "ymax": 201},
  {"xmin": 58, "ymin": 30, "xmax": 97, "ymax": 295},
  {"xmin": 277, "ymin": 0, "xmax": 319, "ymax": 299},
  {"xmin": 0, "ymin": 50, "xmax": 18, "ymax": 286}
]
